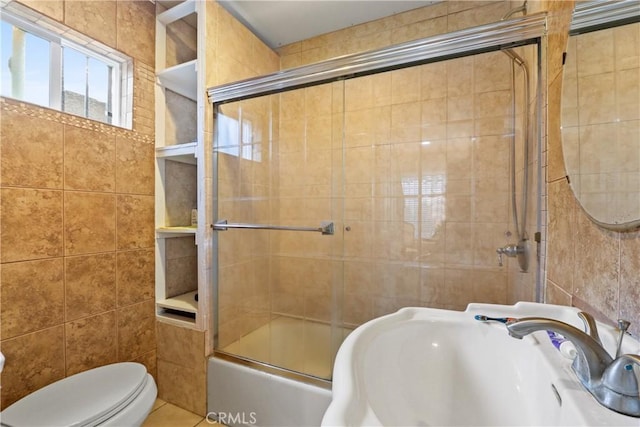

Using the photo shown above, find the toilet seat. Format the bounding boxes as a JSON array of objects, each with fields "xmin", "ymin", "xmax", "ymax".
[{"xmin": 2, "ymin": 362, "xmax": 149, "ymax": 427}]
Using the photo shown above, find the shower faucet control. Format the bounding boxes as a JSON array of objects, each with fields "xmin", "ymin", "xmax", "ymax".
[
  {"xmin": 496, "ymin": 244, "xmax": 520, "ymax": 266},
  {"xmin": 496, "ymin": 239, "xmax": 528, "ymax": 272}
]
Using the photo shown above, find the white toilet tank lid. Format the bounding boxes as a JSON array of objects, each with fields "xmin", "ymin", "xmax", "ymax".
[{"xmin": 1, "ymin": 362, "xmax": 148, "ymax": 427}]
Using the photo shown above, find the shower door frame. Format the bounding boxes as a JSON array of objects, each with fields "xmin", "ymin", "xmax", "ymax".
[{"xmin": 208, "ymin": 12, "xmax": 548, "ymax": 385}]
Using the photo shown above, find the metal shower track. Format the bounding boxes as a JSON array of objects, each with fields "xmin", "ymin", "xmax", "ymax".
[{"xmin": 207, "ymin": 13, "xmax": 547, "ymax": 105}]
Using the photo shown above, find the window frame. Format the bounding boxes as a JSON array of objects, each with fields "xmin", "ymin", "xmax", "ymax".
[{"xmin": 1, "ymin": 8, "xmax": 130, "ymax": 128}]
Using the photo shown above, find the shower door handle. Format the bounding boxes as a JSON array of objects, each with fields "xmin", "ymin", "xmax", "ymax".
[{"xmin": 212, "ymin": 220, "xmax": 335, "ymax": 235}]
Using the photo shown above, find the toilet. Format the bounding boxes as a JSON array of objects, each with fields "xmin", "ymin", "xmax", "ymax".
[{"xmin": 1, "ymin": 362, "xmax": 157, "ymax": 426}]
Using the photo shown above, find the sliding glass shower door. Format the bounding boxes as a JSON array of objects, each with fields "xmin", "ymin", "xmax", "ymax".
[
  {"xmin": 212, "ymin": 42, "xmax": 540, "ymax": 382},
  {"xmin": 213, "ymin": 81, "xmax": 346, "ymax": 381}
]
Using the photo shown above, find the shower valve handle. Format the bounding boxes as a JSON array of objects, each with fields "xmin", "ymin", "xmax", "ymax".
[{"xmin": 496, "ymin": 244, "xmax": 522, "ymax": 267}]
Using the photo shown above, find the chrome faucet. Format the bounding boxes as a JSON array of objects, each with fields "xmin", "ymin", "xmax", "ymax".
[
  {"xmin": 506, "ymin": 313, "xmax": 640, "ymax": 417},
  {"xmin": 496, "ymin": 239, "xmax": 528, "ymax": 272},
  {"xmin": 496, "ymin": 244, "xmax": 522, "ymax": 266}
]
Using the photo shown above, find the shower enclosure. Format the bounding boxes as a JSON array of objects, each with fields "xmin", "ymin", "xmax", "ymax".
[
  {"xmin": 208, "ymin": 12, "xmax": 545, "ymax": 424},
  {"xmin": 212, "ymin": 81, "xmax": 348, "ymax": 382}
]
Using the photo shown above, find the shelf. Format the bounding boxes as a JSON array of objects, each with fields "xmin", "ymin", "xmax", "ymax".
[
  {"xmin": 157, "ymin": 310, "xmax": 196, "ymax": 327},
  {"xmin": 155, "ymin": 0, "xmax": 203, "ymax": 331},
  {"xmin": 156, "ymin": 226, "xmax": 196, "ymax": 238},
  {"xmin": 157, "ymin": 59, "xmax": 197, "ymax": 101},
  {"xmin": 156, "ymin": 141, "xmax": 197, "ymax": 164},
  {"xmin": 157, "ymin": 290, "xmax": 198, "ymax": 314},
  {"xmin": 157, "ymin": 0, "xmax": 196, "ymax": 25}
]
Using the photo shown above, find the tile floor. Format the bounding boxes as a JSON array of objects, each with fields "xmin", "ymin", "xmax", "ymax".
[{"xmin": 143, "ymin": 398, "xmax": 211, "ymax": 427}]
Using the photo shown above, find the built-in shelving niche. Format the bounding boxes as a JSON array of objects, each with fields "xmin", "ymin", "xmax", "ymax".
[{"xmin": 155, "ymin": 0, "xmax": 201, "ymax": 326}]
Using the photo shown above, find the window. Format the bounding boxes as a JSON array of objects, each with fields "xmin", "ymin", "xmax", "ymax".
[{"xmin": 0, "ymin": 8, "xmax": 132, "ymax": 128}]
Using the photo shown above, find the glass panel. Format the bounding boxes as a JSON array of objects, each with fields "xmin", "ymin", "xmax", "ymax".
[
  {"xmin": 63, "ymin": 47, "xmax": 112, "ymax": 124},
  {"xmin": 214, "ymin": 81, "xmax": 346, "ymax": 381},
  {"xmin": 87, "ymin": 57, "xmax": 111, "ymax": 124},
  {"xmin": 0, "ymin": 20, "xmax": 50, "ymax": 107},
  {"xmin": 62, "ymin": 46, "xmax": 87, "ymax": 117},
  {"xmin": 337, "ymin": 47, "xmax": 540, "ymax": 317}
]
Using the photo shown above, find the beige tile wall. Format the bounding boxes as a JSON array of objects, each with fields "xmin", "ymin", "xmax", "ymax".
[
  {"xmin": 165, "ymin": 90, "xmax": 197, "ymax": 147},
  {"xmin": 277, "ymin": 1, "xmax": 515, "ymax": 68},
  {"xmin": 156, "ymin": 322, "xmax": 207, "ymax": 416},
  {"xmin": 0, "ymin": 0, "xmax": 156, "ymax": 410}
]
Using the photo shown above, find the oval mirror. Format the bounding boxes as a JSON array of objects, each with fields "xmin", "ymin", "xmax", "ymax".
[{"xmin": 561, "ymin": 1, "xmax": 640, "ymax": 230}]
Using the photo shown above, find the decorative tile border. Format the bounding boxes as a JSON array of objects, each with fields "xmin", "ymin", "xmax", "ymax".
[{"xmin": 1, "ymin": 97, "xmax": 154, "ymax": 146}]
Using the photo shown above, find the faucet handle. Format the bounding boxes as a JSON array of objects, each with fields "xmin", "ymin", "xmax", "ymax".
[
  {"xmin": 602, "ymin": 353, "xmax": 640, "ymax": 398},
  {"xmin": 578, "ymin": 311, "xmax": 602, "ymax": 345},
  {"xmin": 616, "ymin": 319, "xmax": 631, "ymax": 358},
  {"xmin": 618, "ymin": 319, "xmax": 631, "ymax": 333}
]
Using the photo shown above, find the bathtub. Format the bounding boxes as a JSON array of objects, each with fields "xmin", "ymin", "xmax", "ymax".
[{"xmin": 208, "ymin": 316, "xmax": 350, "ymax": 427}]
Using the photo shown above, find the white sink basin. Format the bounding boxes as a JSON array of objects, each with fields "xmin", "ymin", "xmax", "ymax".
[{"xmin": 322, "ymin": 302, "xmax": 640, "ymax": 426}]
